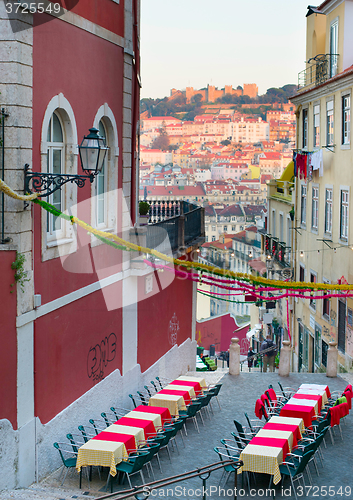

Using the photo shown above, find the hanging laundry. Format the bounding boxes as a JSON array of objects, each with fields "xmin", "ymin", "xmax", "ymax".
[
  {"xmin": 293, "ymin": 152, "xmax": 297, "ymax": 177},
  {"xmin": 307, "ymin": 153, "xmax": 313, "ymax": 181},
  {"xmin": 296, "ymin": 153, "xmax": 307, "ymax": 179},
  {"xmin": 310, "ymin": 150, "xmax": 323, "ymax": 177}
]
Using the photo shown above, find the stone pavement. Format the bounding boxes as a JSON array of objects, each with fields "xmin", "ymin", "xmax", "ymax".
[{"xmin": 0, "ymin": 371, "xmax": 352, "ymax": 500}]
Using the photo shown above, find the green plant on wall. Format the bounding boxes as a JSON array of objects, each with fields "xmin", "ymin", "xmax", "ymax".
[
  {"xmin": 139, "ymin": 201, "xmax": 150, "ymax": 215},
  {"xmin": 11, "ymin": 252, "xmax": 30, "ymax": 293}
]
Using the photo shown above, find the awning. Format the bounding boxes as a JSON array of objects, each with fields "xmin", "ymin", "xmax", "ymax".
[
  {"xmin": 279, "ymin": 160, "xmax": 294, "ymax": 182},
  {"xmin": 246, "ymin": 324, "xmax": 262, "ymax": 340}
]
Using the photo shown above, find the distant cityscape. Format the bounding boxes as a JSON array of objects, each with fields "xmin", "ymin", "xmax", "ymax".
[{"xmin": 139, "ymin": 83, "xmax": 295, "ymax": 243}]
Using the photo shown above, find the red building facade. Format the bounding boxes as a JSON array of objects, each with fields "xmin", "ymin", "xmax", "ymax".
[{"xmin": 0, "ymin": 1, "xmax": 198, "ymax": 489}]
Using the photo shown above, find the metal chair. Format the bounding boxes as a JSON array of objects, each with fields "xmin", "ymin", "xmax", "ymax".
[{"xmin": 53, "ymin": 442, "xmax": 88, "ymax": 487}]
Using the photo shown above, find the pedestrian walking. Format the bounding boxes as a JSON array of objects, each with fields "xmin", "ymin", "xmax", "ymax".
[
  {"xmin": 247, "ymin": 348, "xmax": 255, "ymax": 369},
  {"xmin": 260, "ymin": 334, "xmax": 277, "ymax": 372}
]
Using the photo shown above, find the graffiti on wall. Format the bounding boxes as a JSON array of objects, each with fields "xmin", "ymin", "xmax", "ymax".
[
  {"xmin": 87, "ymin": 332, "xmax": 117, "ymax": 383},
  {"xmin": 168, "ymin": 313, "xmax": 179, "ymax": 346}
]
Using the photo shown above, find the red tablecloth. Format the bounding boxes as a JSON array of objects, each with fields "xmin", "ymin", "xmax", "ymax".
[
  {"xmin": 170, "ymin": 380, "xmax": 202, "ymax": 395},
  {"xmin": 293, "ymin": 393, "xmax": 322, "ymax": 412},
  {"xmin": 325, "ymin": 386, "xmax": 331, "ymax": 398},
  {"xmin": 92, "ymin": 431, "xmax": 136, "ymax": 452},
  {"xmin": 158, "ymin": 389, "xmax": 191, "ymax": 405},
  {"xmin": 115, "ymin": 417, "xmax": 156, "ymax": 438},
  {"xmin": 249, "ymin": 436, "xmax": 289, "ymax": 458},
  {"xmin": 280, "ymin": 404, "xmax": 316, "ymax": 428},
  {"xmin": 134, "ymin": 404, "xmax": 171, "ymax": 423},
  {"xmin": 263, "ymin": 422, "xmax": 300, "ymax": 448}
]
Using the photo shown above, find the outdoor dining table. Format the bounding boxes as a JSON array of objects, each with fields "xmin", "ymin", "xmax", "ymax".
[
  {"xmin": 280, "ymin": 401, "xmax": 317, "ymax": 428},
  {"xmin": 124, "ymin": 410, "xmax": 162, "ymax": 429},
  {"xmin": 116, "ymin": 417, "xmax": 156, "ymax": 439},
  {"xmin": 158, "ymin": 388, "xmax": 191, "ymax": 405},
  {"xmin": 238, "ymin": 415, "xmax": 304, "ymax": 485},
  {"xmin": 176, "ymin": 375, "xmax": 207, "ymax": 388},
  {"xmin": 169, "ymin": 379, "xmax": 203, "ymax": 395},
  {"xmin": 292, "ymin": 392, "xmax": 323, "ymax": 410},
  {"xmin": 286, "ymin": 396, "xmax": 320, "ymax": 416},
  {"xmin": 299, "ymin": 383, "xmax": 331, "ymax": 398},
  {"xmin": 148, "ymin": 393, "xmax": 186, "ymax": 416},
  {"xmin": 163, "ymin": 383, "xmax": 197, "ymax": 398},
  {"xmin": 76, "ymin": 439, "xmax": 128, "ymax": 478},
  {"xmin": 133, "ymin": 404, "xmax": 171, "ymax": 424},
  {"xmin": 296, "ymin": 387, "xmax": 329, "ymax": 406}
]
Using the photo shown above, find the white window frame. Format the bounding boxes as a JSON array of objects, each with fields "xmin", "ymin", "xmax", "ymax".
[
  {"xmin": 90, "ymin": 103, "xmax": 119, "ymax": 246},
  {"xmin": 329, "ymin": 18, "xmax": 339, "ymax": 78},
  {"xmin": 324, "ymin": 186, "xmax": 333, "ymax": 235},
  {"xmin": 40, "ymin": 93, "xmax": 78, "ymax": 262},
  {"xmin": 339, "ymin": 187, "xmax": 349, "ymax": 242},
  {"xmin": 342, "ymin": 93, "xmax": 351, "ymax": 147},
  {"xmin": 322, "ymin": 277, "xmax": 331, "ymax": 321},
  {"xmin": 326, "ymin": 99, "xmax": 334, "ymax": 146},
  {"xmin": 300, "ymin": 182, "xmax": 307, "ymax": 226},
  {"xmin": 309, "ymin": 270, "xmax": 317, "ymax": 311},
  {"xmin": 302, "ymin": 108, "xmax": 308, "ymax": 149},
  {"xmin": 311, "ymin": 185, "xmax": 319, "ymax": 232},
  {"xmin": 313, "ymin": 103, "xmax": 320, "ymax": 149},
  {"xmin": 46, "ymin": 112, "xmax": 65, "ymax": 240}
]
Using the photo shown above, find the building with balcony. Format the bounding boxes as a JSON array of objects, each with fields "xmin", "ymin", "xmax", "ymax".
[{"xmin": 290, "ymin": 0, "xmax": 353, "ymax": 373}]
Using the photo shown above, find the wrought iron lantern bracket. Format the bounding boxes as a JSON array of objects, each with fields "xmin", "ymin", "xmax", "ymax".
[{"xmin": 24, "ymin": 164, "xmax": 94, "ymax": 198}]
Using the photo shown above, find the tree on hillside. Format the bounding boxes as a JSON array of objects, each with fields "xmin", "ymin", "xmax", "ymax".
[
  {"xmin": 191, "ymin": 93, "xmax": 203, "ymax": 104},
  {"xmin": 151, "ymin": 122, "xmax": 170, "ymax": 150}
]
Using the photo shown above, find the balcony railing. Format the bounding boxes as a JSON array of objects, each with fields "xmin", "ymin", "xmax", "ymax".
[
  {"xmin": 145, "ymin": 200, "xmax": 204, "ymax": 252},
  {"xmin": 264, "ymin": 234, "xmax": 290, "ymax": 267},
  {"xmin": 298, "ymin": 53, "xmax": 339, "ymax": 90},
  {"xmin": 268, "ymin": 180, "xmax": 295, "ymax": 203}
]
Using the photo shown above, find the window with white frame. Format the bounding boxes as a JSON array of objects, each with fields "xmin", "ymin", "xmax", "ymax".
[
  {"xmin": 342, "ymin": 95, "xmax": 350, "ymax": 145},
  {"xmin": 300, "ymin": 184, "xmax": 307, "ymax": 225},
  {"xmin": 326, "ymin": 100, "xmax": 334, "ymax": 146},
  {"xmin": 271, "ymin": 209, "xmax": 276, "ymax": 237},
  {"xmin": 279, "ymin": 213, "xmax": 283, "ymax": 242},
  {"xmin": 330, "ymin": 19, "xmax": 338, "ymax": 77},
  {"xmin": 311, "ymin": 186, "xmax": 319, "ymax": 230},
  {"xmin": 310, "ymin": 271, "xmax": 317, "ymax": 310},
  {"xmin": 302, "ymin": 108, "xmax": 308, "ymax": 149},
  {"xmin": 313, "ymin": 104, "xmax": 320, "ymax": 148},
  {"xmin": 47, "ymin": 112, "xmax": 64, "ymax": 239},
  {"xmin": 340, "ymin": 189, "xmax": 349, "ymax": 241},
  {"xmin": 322, "ymin": 279, "xmax": 330, "ymax": 319},
  {"xmin": 324, "ymin": 188, "xmax": 333, "ymax": 234},
  {"xmin": 95, "ymin": 120, "xmax": 108, "ymax": 226}
]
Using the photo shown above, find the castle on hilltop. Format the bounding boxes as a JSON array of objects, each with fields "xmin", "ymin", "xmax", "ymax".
[{"xmin": 170, "ymin": 83, "xmax": 258, "ymax": 103}]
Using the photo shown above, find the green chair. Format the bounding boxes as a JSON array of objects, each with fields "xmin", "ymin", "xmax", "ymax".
[
  {"xmin": 230, "ymin": 431, "xmax": 246, "ymax": 450},
  {"xmin": 88, "ymin": 418, "xmax": 108, "ymax": 434},
  {"xmin": 151, "ymin": 428, "xmax": 175, "ymax": 462},
  {"xmin": 53, "ymin": 442, "xmax": 88, "ymax": 487},
  {"xmin": 207, "ymin": 383, "xmax": 222, "ymax": 409},
  {"xmin": 233, "ymin": 420, "xmax": 253, "ymax": 446},
  {"xmin": 162, "ymin": 423, "xmax": 180, "ymax": 454},
  {"xmin": 170, "ymin": 417, "xmax": 185, "ymax": 447},
  {"xmin": 101, "ymin": 412, "xmax": 118, "ymax": 426},
  {"xmin": 110, "ymin": 407, "xmax": 129, "ymax": 420},
  {"xmin": 214, "ymin": 446, "xmax": 242, "ymax": 488},
  {"xmin": 244, "ymin": 412, "xmax": 264, "ymax": 435},
  {"xmin": 136, "ymin": 441, "xmax": 162, "ymax": 479},
  {"xmin": 78, "ymin": 424, "xmax": 96, "ymax": 442},
  {"xmin": 178, "ymin": 401, "xmax": 202, "ymax": 434},
  {"xmin": 113, "ymin": 450, "xmax": 149, "ymax": 490},
  {"xmin": 129, "ymin": 394, "xmax": 138, "ymax": 408},
  {"xmin": 279, "ymin": 450, "xmax": 315, "ymax": 500}
]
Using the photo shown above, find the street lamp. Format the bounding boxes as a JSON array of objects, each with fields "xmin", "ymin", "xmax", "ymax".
[{"xmin": 24, "ymin": 127, "xmax": 108, "ymax": 198}]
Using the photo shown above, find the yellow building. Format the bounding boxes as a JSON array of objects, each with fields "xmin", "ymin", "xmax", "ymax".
[{"xmin": 290, "ymin": 1, "xmax": 353, "ymax": 372}]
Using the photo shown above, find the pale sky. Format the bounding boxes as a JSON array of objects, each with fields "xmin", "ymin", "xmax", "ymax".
[{"xmin": 141, "ymin": 0, "xmax": 311, "ymax": 99}]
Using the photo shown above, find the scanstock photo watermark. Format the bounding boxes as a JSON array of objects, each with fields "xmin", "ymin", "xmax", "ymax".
[
  {"xmin": 141, "ymin": 485, "xmax": 352, "ymax": 498},
  {"xmin": 5, "ymin": 0, "xmax": 80, "ymax": 32}
]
